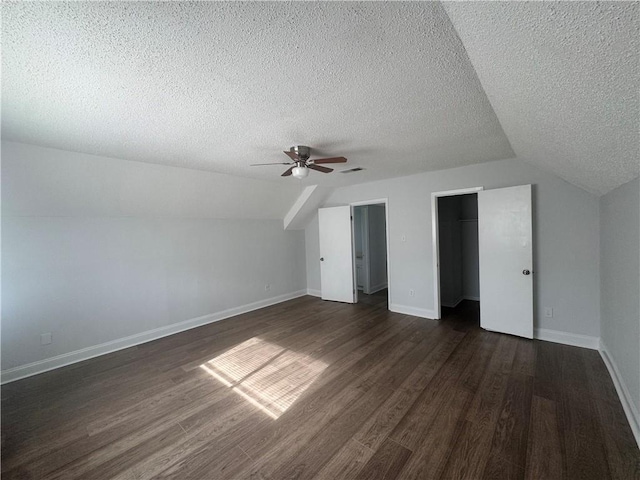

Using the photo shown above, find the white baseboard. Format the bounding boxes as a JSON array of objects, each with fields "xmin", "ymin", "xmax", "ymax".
[
  {"xmin": 306, "ymin": 288, "xmax": 322, "ymax": 298},
  {"xmin": 389, "ymin": 303, "xmax": 436, "ymax": 320},
  {"xmin": 442, "ymin": 296, "xmax": 479, "ymax": 308},
  {"xmin": 1, "ymin": 290, "xmax": 308, "ymax": 385},
  {"xmin": 534, "ymin": 328, "xmax": 600, "ymax": 350},
  {"xmin": 440, "ymin": 297, "xmax": 464, "ymax": 308},
  {"xmin": 368, "ymin": 283, "xmax": 388, "ymax": 295},
  {"xmin": 442, "ymin": 296, "xmax": 465, "ymax": 308},
  {"xmin": 599, "ymin": 342, "xmax": 640, "ymax": 449}
]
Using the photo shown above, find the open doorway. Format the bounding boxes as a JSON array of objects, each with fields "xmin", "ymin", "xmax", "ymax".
[
  {"xmin": 352, "ymin": 201, "xmax": 389, "ymax": 310},
  {"xmin": 431, "ymin": 185, "xmax": 534, "ymax": 338},
  {"xmin": 437, "ymin": 193, "xmax": 480, "ymax": 326},
  {"xmin": 431, "ymin": 186, "xmax": 483, "ymax": 321}
]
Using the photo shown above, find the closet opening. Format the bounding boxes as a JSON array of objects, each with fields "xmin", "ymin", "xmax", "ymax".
[{"xmin": 434, "ymin": 191, "xmax": 480, "ymax": 326}]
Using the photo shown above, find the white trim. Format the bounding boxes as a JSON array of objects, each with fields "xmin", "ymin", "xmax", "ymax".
[
  {"xmin": 306, "ymin": 288, "xmax": 322, "ymax": 297},
  {"xmin": 284, "ymin": 185, "xmax": 318, "ymax": 230},
  {"xmin": 441, "ymin": 296, "xmax": 465, "ymax": 308},
  {"xmin": 350, "ymin": 198, "xmax": 389, "ymax": 207},
  {"xmin": 369, "ymin": 283, "xmax": 388, "ymax": 295},
  {"xmin": 389, "ymin": 303, "xmax": 436, "ymax": 320},
  {"xmin": 534, "ymin": 328, "xmax": 600, "ymax": 350},
  {"xmin": 1, "ymin": 290, "xmax": 307, "ymax": 384},
  {"xmin": 431, "ymin": 187, "xmax": 485, "ymax": 199},
  {"xmin": 431, "ymin": 186, "xmax": 483, "ymax": 320},
  {"xmin": 599, "ymin": 341, "xmax": 640, "ymax": 449},
  {"xmin": 441, "ymin": 296, "xmax": 480, "ymax": 308}
]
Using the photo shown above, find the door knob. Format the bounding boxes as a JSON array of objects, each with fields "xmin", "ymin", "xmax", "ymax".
[
  {"xmin": 320, "ymin": 257, "xmax": 324, "ymax": 262},
  {"xmin": 522, "ymin": 269, "xmax": 531, "ymax": 275}
]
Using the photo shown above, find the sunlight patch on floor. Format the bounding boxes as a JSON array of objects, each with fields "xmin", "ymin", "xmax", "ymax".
[{"xmin": 200, "ymin": 338, "xmax": 327, "ymax": 419}]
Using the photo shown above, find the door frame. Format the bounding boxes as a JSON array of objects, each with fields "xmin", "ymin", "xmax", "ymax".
[
  {"xmin": 350, "ymin": 198, "xmax": 390, "ymax": 306},
  {"xmin": 431, "ymin": 186, "xmax": 484, "ymax": 320}
]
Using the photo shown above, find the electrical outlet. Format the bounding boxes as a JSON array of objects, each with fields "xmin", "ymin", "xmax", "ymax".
[
  {"xmin": 409, "ymin": 289, "xmax": 415, "ymax": 297},
  {"xmin": 264, "ymin": 284, "xmax": 271, "ymax": 292},
  {"xmin": 41, "ymin": 333, "xmax": 52, "ymax": 345},
  {"xmin": 544, "ymin": 307, "xmax": 553, "ymax": 318}
]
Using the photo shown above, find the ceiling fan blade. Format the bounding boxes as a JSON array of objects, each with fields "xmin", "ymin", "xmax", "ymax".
[
  {"xmin": 281, "ymin": 166, "xmax": 294, "ymax": 177},
  {"xmin": 251, "ymin": 162, "xmax": 293, "ymax": 166},
  {"xmin": 308, "ymin": 164, "xmax": 333, "ymax": 174},
  {"xmin": 311, "ymin": 156, "xmax": 347, "ymax": 164},
  {"xmin": 283, "ymin": 150, "xmax": 299, "ymax": 162}
]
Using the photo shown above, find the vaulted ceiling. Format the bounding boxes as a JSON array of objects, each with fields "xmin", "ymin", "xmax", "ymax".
[
  {"xmin": 3, "ymin": 2, "xmax": 638, "ymax": 195},
  {"xmin": 442, "ymin": 1, "xmax": 639, "ymax": 195}
]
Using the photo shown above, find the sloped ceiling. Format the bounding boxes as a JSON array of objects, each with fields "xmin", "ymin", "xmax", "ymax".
[
  {"xmin": 443, "ymin": 1, "xmax": 639, "ymax": 195},
  {"xmin": 2, "ymin": 2, "xmax": 513, "ymax": 188},
  {"xmin": 3, "ymin": 141, "xmax": 303, "ymax": 220},
  {"xmin": 2, "ymin": 2, "xmax": 638, "ymax": 195}
]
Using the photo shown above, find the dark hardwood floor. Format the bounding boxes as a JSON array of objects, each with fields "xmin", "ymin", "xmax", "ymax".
[
  {"xmin": 2, "ymin": 297, "xmax": 638, "ymax": 479},
  {"xmin": 357, "ymin": 289, "xmax": 388, "ymax": 310}
]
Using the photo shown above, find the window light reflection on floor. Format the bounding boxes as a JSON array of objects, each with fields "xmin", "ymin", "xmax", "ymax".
[{"xmin": 199, "ymin": 338, "xmax": 327, "ymax": 419}]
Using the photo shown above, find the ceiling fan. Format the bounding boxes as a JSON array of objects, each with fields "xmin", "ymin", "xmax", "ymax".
[{"xmin": 251, "ymin": 146, "xmax": 347, "ymax": 179}]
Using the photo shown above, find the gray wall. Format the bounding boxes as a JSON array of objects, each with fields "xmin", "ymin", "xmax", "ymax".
[
  {"xmin": 600, "ymin": 177, "xmax": 640, "ymax": 418},
  {"xmin": 306, "ymin": 157, "xmax": 601, "ymax": 338},
  {"xmin": 2, "ymin": 142, "xmax": 307, "ymax": 373}
]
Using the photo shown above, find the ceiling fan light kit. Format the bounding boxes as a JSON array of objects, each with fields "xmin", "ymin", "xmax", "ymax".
[
  {"xmin": 250, "ymin": 145, "xmax": 347, "ymax": 179},
  {"xmin": 292, "ymin": 166, "xmax": 309, "ymax": 179}
]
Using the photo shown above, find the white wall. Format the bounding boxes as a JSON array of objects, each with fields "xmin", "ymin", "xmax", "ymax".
[
  {"xmin": 305, "ymin": 215, "xmax": 321, "ymax": 296},
  {"xmin": 306, "ymin": 158, "xmax": 601, "ymax": 338},
  {"xmin": 2, "ymin": 142, "xmax": 302, "ymax": 220},
  {"xmin": 599, "ymin": 177, "xmax": 640, "ymax": 427},
  {"xmin": 2, "ymin": 142, "xmax": 307, "ymax": 377}
]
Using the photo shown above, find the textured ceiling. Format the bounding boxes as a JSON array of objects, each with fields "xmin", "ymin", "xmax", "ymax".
[
  {"xmin": 2, "ymin": 1, "xmax": 514, "ymax": 188},
  {"xmin": 443, "ymin": 1, "xmax": 639, "ymax": 195},
  {"xmin": 4, "ymin": 2, "xmax": 637, "ymax": 195}
]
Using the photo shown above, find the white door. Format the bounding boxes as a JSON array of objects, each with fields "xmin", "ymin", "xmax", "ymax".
[
  {"xmin": 478, "ymin": 185, "xmax": 533, "ymax": 339},
  {"xmin": 319, "ymin": 206, "xmax": 355, "ymax": 303}
]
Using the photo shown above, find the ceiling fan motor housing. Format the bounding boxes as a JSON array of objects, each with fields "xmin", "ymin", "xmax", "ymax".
[{"xmin": 292, "ymin": 146, "xmax": 311, "ymax": 161}]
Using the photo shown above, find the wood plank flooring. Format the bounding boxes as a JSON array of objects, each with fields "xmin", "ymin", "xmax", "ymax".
[{"xmin": 2, "ymin": 297, "xmax": 639, "ymax": 479}]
